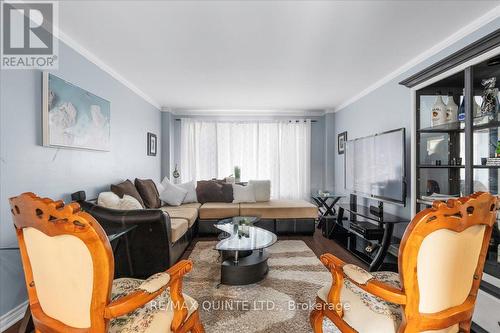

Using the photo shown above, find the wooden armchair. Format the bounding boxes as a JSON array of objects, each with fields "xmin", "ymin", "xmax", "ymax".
[
  {"xmin": 9, "ymin": 192, "xmax": 205, "ymax": 333},
  {"xmin": 310, "ymin": 192, "xmax": 497, "ymax": 333}
]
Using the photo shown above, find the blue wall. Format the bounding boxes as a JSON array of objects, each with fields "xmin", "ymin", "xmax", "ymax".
[
  {"xmin": 331, "ymin": 18, "xmax": 500, "ymax": 237},
  {"xmin": 0, "ymin": 41, "xmax": 161, "ymax": 318}
]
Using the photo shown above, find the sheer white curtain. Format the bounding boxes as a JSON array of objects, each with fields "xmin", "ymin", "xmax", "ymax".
[{"xmin": 180, "ymin": 119, "xmax": 311, "ymax": 200}]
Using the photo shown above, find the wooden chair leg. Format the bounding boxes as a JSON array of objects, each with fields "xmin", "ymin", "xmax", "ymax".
[
  {"xmin": 190, "ymin": 310, "xmax": 205, "ymax": 333},
  {"xmin": 310, "ymin": 307, "xmax": 324, "ymax": 333}
]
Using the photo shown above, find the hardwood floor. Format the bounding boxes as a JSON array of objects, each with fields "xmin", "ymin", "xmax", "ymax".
[{"xmin": 3, "ymin": 228, "xmax": 363, "ymax": 333}]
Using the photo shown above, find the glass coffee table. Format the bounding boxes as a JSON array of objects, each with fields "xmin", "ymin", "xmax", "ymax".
[{"xmin": 215, "ymin": 216, "xmax": 277, "ymax": 286}]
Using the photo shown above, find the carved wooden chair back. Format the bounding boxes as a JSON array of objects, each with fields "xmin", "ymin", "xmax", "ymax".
[
  {"xmin": 9, "ymin": 192, "xmax": 114, "ymax": 332},
  {"xmin": 398, "ymin": 192, "xmax": 496, "ymax": 331}
]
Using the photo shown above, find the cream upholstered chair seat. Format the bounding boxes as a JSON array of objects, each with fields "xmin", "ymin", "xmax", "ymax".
[
  {"xmin": 109, "ymin": 275, "xmax": 199, "ymax": 333},
  {"xmin": 317, "ymin": 271, "xmax": 402, "ymax": 333}
]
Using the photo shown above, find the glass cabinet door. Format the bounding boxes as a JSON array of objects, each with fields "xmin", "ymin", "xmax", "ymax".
[
  {"xmin": 416, "ymin": 71, "xmax": 465, "ymax": 210},
  {"xmin": 472, "ymin": 56, "xmax": 500, "ymax": 279}
]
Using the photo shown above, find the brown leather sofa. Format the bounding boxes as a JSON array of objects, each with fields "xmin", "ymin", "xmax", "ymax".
[{"xmin": 73, "ymin": 190, "xmax": 318, "ymax": 279}]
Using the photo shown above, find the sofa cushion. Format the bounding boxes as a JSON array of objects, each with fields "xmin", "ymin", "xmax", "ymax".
[
  {"xmin": 135, "ymin": 178, "xmax": 161, "ymax": 208},
  {"xmin": 169, "ymin": 218, "xmax": 189, "ymax": 243},
  {"xmin": 239, "ymin": 200, "xmax": 317, "ymax": 219},
  {"xmin": 111, "ymin": 179, "xmax": 145, "ymax": 208},
  {"xmin": 178, "ymin": 202, "xmax": 202, "ymax": 209},
  {"xmin": 161, "ymin": 206, "xmax": 198, "ymax": 227},
  {"xmin": 199, "ymin": 202, "xmax": 240, "ymax": 219}
]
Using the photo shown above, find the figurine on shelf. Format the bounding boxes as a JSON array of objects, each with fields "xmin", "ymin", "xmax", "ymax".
[
  {"xmin": 431, "ymin": 94, "xmax": 447, "ymax": 126},
  {"xmin": 480, "ymin": 77, "xmax": 499, "ymax": 119},
  {"xmin": 445, "ymin": 94, "xmax": 458, "ymax": 123}
]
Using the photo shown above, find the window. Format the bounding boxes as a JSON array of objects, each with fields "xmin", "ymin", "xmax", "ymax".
[{"xmin": 180, "ymin": 119, "xmax": 311, "ymax": 200}]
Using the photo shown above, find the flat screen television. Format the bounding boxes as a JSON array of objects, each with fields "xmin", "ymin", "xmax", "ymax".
[{"xmin": 345, "ymin": 128, "xmax": 406, "ymax": 205}]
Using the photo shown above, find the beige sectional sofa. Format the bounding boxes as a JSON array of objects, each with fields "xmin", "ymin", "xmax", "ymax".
[{"xmin": 165, "ymin": 199, "xmax": 318, "ymax": 235}]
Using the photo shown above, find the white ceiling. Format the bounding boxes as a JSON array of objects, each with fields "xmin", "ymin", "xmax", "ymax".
[{"xmin": 58, "ymin": 0, "xmax": 500, "ymax": 112}]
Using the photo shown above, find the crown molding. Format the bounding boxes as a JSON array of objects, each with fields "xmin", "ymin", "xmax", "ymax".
[
  {"xmin": 331, "ymin": 5, "xmax": 500, "ymax": 113},
  {"xmin": 57, "ymin": 30, "xmax": 161, "ymax": 110},
  {"xmin": 168, "ymin": 108, "xmax": 326, "ymax": 117}
]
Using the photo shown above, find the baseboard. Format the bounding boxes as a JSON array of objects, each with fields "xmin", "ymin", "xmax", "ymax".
[{"xmin": 0, "ymin": 300, "xmax": 28, "ymax": 332}]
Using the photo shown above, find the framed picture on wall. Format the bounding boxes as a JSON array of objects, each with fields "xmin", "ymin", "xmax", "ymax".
[
  {"xmin": 338, "ymin": 131, "xmax": 347, "ymax": 154},
  {"xmin": 147, "ymin": 132, "xmax": 157, "ymax": 156},
  {"xmin": 42, "ymin": 72, "xmax": 111, "ymax": 151}
]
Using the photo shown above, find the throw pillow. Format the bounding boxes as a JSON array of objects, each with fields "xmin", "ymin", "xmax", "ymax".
[
  {"xmin": 248, "ymin": 180, "xmax": 271, "ymax": 202},
  {"xmin": 119, "ymin": 195, "xmax": 144, "ymax": 210},
  {"xmin": 214, "ymin": 179, "xmax": 234, "ymax": 203},
  {"xmin": 97, "ymin": 192, "xmax": 143, "ymax": 210},
  {"xmin": 135, "ymin": 178, "xmax": 162, "ymax": 208},
  {"xmin": 177, "ymin": 180, "xmax": 198, "ymax": 203},
  {"xmin": 159, "ymin": 181, "xmax": 188, "ymax": 206},
  {"xmin": 154, "ymin": 180, "xmax": 165, "ymax": 194},
  {"xmin": 196, "ymin": 180, "xmax": 224, "ymax": 204},
  {"xmin": 110, "ymin": 179, "xmax": 145, "ymax": 208},
  {"xmin": 97, "ymin": 191, "xmax": 120, "ymax": 208},
  {"xmin": 232, "ymin": 184, "xmax": 256, "ymax": 203}
]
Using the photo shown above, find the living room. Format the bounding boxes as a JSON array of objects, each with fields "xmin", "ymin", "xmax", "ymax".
[{"xmin": 1, "ymin": 1, "xmax": 500, "ymax": 333}]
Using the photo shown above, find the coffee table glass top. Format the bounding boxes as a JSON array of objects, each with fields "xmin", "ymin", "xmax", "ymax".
[{"xmin": 215, "ymin": 216, "xmax": 277, "ymax": 251}]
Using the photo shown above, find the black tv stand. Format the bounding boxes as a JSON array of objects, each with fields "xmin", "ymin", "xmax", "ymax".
[{"xmin": 334, "ymin": 194, "xmax": 409, "ymax": 271}]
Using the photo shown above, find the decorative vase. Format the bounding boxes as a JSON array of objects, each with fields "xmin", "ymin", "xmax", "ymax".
[
  {"xmin": 234, "ymin": 166, "xmax": 241, "ymax": 183},
  {"xmin": 480, "ymin": 77, "xmax": 499, "ymax": 119},
  {"xmin": 445, "ymin": 95, "xmax": 458, "ymax": 123},
  {"xmin": 431, "ymin": 95, "xmax": 447, "ymax": 126}
]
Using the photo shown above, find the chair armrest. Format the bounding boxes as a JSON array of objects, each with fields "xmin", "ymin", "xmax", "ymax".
[
  {"xmin": 342, "ymin": 264, "xmax": 374, "ymax": 285},
  {"xmin": 104, "ymin": 260, "xmax": 193, "ymax": 331},
  {"xmin": 320, "ymin": 254, "xmax": 406, "ymax": 310},
  {"xmin": 138, "ymin": 272, "xmax": 171, "ymax": 293}
]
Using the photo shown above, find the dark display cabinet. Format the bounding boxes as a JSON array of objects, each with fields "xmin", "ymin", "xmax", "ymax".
[{"xmin": 401, "ymin": 29, "xmax": 500, "ymax": 332}]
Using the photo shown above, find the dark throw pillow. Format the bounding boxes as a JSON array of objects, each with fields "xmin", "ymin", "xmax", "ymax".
[
  {"xmin": 134, "ymin": 178, "xmax": 161, "ymax": 209},
  {"xmin": 214, "ymin": 180, "xmax": 234, "ymax": 203},
  {"xmin": 110, "ymin": 179, "xmax": 145, "ymax": 208},
  {"xmin": 196, "ymin": 180, "xmax": 224, "ymax": 204}
]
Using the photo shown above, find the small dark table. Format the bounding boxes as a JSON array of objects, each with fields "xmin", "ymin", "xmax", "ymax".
[
  {"xmin": 215, "ymin": 216, "xmax": 277, "ymax": 286},
  {"xmin": 335, "ymin": 203, "xmax": 409, "ymax": 271},
  {"xmin": 312, "ymin": 194, "xmax": 344, "ymax": 229},
  {"xmin": 106, "ymin": 224, "xmax": 137, "ymax": 277}
]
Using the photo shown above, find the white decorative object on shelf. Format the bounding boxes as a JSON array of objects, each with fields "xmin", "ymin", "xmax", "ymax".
[
  {"xmin": 431, "ymin": 95, "xmax": 447, "ymax": 126},
  {"xmin": 445, "ymin": 96, "xmax": 458, "ymax": 123},
  {"xmin": 474, "ymin": 97, "xmax": 481, "ymax": 118}
]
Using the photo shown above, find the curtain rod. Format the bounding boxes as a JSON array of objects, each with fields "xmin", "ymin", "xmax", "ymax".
[{"xmin": 174, "ymin": 119, "xmax": 317, "ymax": 123}]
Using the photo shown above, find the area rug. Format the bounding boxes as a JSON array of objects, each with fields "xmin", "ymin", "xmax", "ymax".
[{"xmin": 183, "ymin": 240, "xmax": 337, "ymax": 332}]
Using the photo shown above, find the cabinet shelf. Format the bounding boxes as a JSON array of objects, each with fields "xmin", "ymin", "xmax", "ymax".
[
  {"xmin": 418, "ymin": 122, "xmax": 462, "ymax": 133},
  {"xmin": 418, "ymin": 119, "xmax": 500, "ymax": 134},
  {"xmin": 473, "ymin": 165, "xmax": 500, "ymax": 169},
  {"xmin": 418, "ymin": 165, "xmax": 464, "ymax": 169}
]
